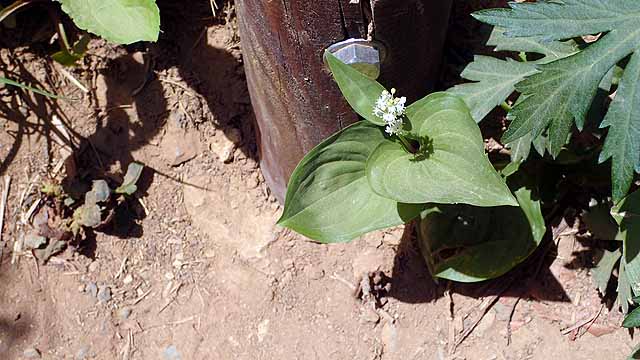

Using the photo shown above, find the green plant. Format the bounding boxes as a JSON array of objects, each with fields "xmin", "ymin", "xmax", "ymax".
[
  {"xmin": 446, "ymin": 1, "xmax": 640, "ymax": 355},
  {"xmin": 26, "ymin": 162, "xmax": 145, "ymax": 263},
  {"xmin": 458, "ymin": 0, "xmax": 640, "ymax": 203},
  {"xmin": 278, "ymin": 51, "xmax": 544, "ymax": 281},
  {"xmin": 1, "ymin": 0, "xmax": 160, "ymax": 65}
]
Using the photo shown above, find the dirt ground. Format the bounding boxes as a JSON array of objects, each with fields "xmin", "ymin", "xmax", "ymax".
[{"xmin": 0, "ymin": 1, "xmax": 635, "ymax": 359}]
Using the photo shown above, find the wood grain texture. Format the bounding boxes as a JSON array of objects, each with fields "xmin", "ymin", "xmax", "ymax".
[{"xmin": 237, "ymin": 0, "xmax": 453, "ymax": 202}]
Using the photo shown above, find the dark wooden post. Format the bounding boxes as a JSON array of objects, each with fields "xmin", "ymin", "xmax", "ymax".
[{"xmin": 236, "ymin": 0, "xmax": 453, "ymax": 202}]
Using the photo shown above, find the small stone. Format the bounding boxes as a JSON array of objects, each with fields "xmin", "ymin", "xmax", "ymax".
[
  {"xmin": 24, "ymin": 232, "xmax": 46, "ymax": 250},
  {"xmin": 210, "ymin": 133, "xmax": 237, "ymax": 164},
  {"xmin": 306, "ymin": 267, "xmax": 324, "ymax": 280},
  {"xmin": 123, "ymin": 274, "xmax": 133, "ymax": 284},
  {"xmin": 246, "ymin": 173, "xmax": 259, "ymax": 189},
  {"xmin": 161, "ymin": 123, "xmax": 200, "ymax": 166},
  {"xmin": 117, "ymin": 307, "xmax": 132, "ymax": 320},
  {"xmin": 352, "ymin": 249, "xmax": 384, "ymax": 278},
  {"xmin": 97, "ymin": 285, "xmax": 112, "ymax": 303},
  {"xmin": 226, "ymin": 128, "xmax": 243, "ymax": 145},
  {"xmin": 85, "ymin": 282, "xmax": 98, "ymax": 298},
  {"xmin": 23, "ymin": 348, "xmax": 41, "ymax": 358},
  {"xmin": 257, "ymin": 319, "xmax": 270, "ymax": 343},
  {"xmin": 88, "ymin": 261, "xmax": 99, "ymax": 273},
  {"xmin": 76, "ymin": 346, "xmax": 90, "ymax": 360},
  {"xmin": 163, "ymin": 345, "xmax": 181, "ymax": 360},
  {"xmin": 381, "ymin": 322, "xmax": 398, "ymax": 353},
  {"xmin": 360, "ymin": 308, "xmax": 380, "ymax": 324},
  {"xmin": 475, "ymin": 309, "xmax": 496, "ymax": 336},
  {"xmin": 164, "ymin": 272, "xmax": 175, "ymax": 281},
  {"xmin": 282, "ymin": 259, "xmax": 295, "ymax": 270}
]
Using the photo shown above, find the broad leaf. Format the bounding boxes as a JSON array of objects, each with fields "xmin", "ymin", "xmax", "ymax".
[
  {"xmin": 417, "ymin": 184, "xmax": 545, "ymax": 282},
  {"xmin": 365, "ymin": 92, "xmax": 517, "ymax": 207},
  {"xmin": 60, "ymin": 0, "xmax": 160, "ymax": 45},
  {"xmin": 324, "ymin": 51, "xmax": 387, "ymax": 126},
  {"xmin": 278, "ymin": 122, "xmax": 423, "ymax": 243},
  {"xmin": 73, "ymin": 203, "xmax": 101, "ymax": 228},
  {"xmin": 474, "ymin": 1, "xmax": 640, "ymax": 160},
  {"xmin": 52, "ymin": 34, "xmax": 90, "ymax": 67},
  {"xmin": 0, "ymin": 77, "xmax": 58, "ymax": 98},
  {"xmin": 612, "ymin": 190, "xmax": 640, "ymax": 297},
  {"xmin": 599, "ymin": 52, "xmax": 640, "ymax": 203},
  {"xmin": 115, "ymin": 162, "xmax": 144, "ymax": 195},
  {"xmin": 592, "ymin": 249, "xmax": 621, "ymax": 294},
  {"xmin": 85, "ymin": 180, "xmax": 111, "ymax": 204}
]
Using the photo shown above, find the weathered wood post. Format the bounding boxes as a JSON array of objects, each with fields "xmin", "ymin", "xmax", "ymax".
[{"xmin": 236, "ymin": 0, "xmax": 453, "ymax": 202}]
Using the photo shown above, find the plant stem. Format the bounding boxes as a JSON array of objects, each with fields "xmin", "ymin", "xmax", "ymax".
[
  {"xmin": 397, "ymin": 133, "xmax": 417, "ymax": 154},
  {"xmin": 518, "ymin": 52, "xmax": 527, "ymax": 62},
  {"xmin": 0, "ymin": 0, "xmax": 31, "ymax": 24}
]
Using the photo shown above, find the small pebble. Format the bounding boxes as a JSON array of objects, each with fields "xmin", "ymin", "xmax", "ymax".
[
  {"xmin": 76, "ymin": 346, "xmax": 90, "ymax": 360},
  {"xmin": 117, "ymin": 307, "xmax": 132, "ymax": 320},
  {"xmin": 123, "ymin": 274, "xmax": 133, "ymax": 284},
  {"xmin": 97, "ymin": 285, "xmax": 111, "ymax": 303},
  {"xmin": 360, "ymin": 308, "xmax": 380, "ymax": 324},
  {"xmin": 163, "ymin": 345, "xmax": 181, "ymax": 360},
  {"xmin": 23, "ymin": 348, "xmax": 41, "ymax": 359},
  {"xmin": 88, "ymin": 261, "xmax": 99, "ymax": 273},
  {"xmin": 85, "ymin": 282, "xmax": 98, "ymax": 298}
]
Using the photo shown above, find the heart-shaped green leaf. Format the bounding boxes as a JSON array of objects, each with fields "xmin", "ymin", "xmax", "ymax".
[
  {"xmin": 324, "ymin": 51, "xmax": 387, "ymax": 126},
  {"xmin": 366, "ymin": 92, "xmax": 517, "ymax": 207},
  {"xmin": 60, "ymin": 0, "xmax": 160, "ymax": 45},
  {"xmin": 417, "ymin": 184, "xmax": 545, "ymax": 282},
  {"xmin": 278, "ymin": 122, "xmax": 423, "ymax": 243}
]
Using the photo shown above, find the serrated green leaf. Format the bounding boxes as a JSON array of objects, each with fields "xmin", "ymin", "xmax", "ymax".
[
  {"xmin": 417, "ymin": 184, "xmax": 545, "ymax": 282},
  {"xmin": 592, "ymin": 249, "xmax": 621, "ymax": 294},
  {"xmin": 365, "ymin": 92, "xmax": 517, "ymax": 207},
  {"xmin": 487, "ymin": 27, "xmax": 579, "ymax": 60},
  {"xmin": 507, "ymin": 132, "xmax": 533, "ymax": 163},
  {"xmin": 619, "ymin": 260, "xmax": 633, "ymax": 314},
  {"xmin": 473, "ymin": 1, "xmax": 640, "ymax": 199},
  {"xmin": 449, "ymin": 56, "xmax": 535, "ymax": 123},
  {"xmin": 59, "ymin": 0, "xmax": 160, "ymax": 45},
  {"xmin": 599, "ymin": 52, "xmax": 640, "ymax": 203},
  {"xmin": 0, "ymin": 76, "xmax": 58, "ymax": 99},
  {"xmin": 583, "ymin": 202, "xmax": 619, "ymax": 240},
  {"xmin": 623, "ymin": 305, "xmax": 640, "ymax": 328},
  {"xmin": 473, "ymin": 0, "xmax": 640, "ymax": 41},
  {"xmin": 278, "ymin": 122, "xmax": 423, "ymax": 243},
  {"xmin": 115, "ymin": 162, "xmax": 144, "ymax": 195},
  {"xmin": 501, "ymin": 27, "xmax": 640, "ymax": 156},
  {"xmin": 448, "ymin": 27, "xmax": 576, "ymax": 124},
  {"xmin": 613, "ymin": 190, "xmax": 640, "ymax": 297},
  {"xmin": 324, "ymin": 51, "xmax": 387, "ymax": 126},
  {"xmin": 627, "ymin": 342, "xmax": 640, "ymax": 359}
]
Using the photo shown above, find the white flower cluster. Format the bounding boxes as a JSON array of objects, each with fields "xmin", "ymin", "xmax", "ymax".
[{"xmin": 373, "ymin": 88, "xmax": 406, "ymax": 135}]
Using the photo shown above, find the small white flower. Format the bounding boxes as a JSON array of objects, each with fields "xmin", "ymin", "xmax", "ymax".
[{"xmin": 372, "ymin": 88, "xmax": 406, "ymax": 135}]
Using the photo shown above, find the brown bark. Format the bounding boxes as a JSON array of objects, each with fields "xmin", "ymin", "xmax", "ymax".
[{"xmin": 236, "ymin": 0, "xmax": 453, "ymax": 202}]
